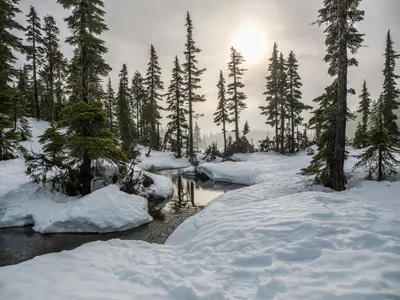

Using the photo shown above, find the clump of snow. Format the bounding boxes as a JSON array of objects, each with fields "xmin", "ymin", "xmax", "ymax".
[
  {"xmin": 144, "ymin": 169, "xmax": 174, "ymax": 199},
  {"xmin": 0, "ymin": 178, "xmax": 151, "ymax": 233},
  {"xmin": 34, "ymin": 185, "xmax": 151, "ymax": 233},
  {"xmin": 1, "ymin": 147, "xmax": 399, "ymax": 299}
]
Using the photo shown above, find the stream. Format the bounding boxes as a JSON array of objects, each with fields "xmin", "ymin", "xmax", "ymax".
[{"xmin": 0, "ymin": 169, "xmax": 244, "ymax": 266}]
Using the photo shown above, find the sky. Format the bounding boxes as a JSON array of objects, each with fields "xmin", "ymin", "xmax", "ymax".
[{"xmin": 17, "ymin": 0, "xmax": 400, "ymax": 134}]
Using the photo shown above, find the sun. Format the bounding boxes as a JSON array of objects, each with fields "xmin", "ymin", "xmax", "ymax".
[{"xmin": 233, "ymin": 25, "xmax": 267, "ymax": 64}]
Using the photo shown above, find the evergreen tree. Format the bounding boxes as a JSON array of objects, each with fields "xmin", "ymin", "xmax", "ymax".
[
  {"xmin": 227, "ymin": 47, "xmax": 247, "ymax": 145},
  {"xmin": 214, "ymin": 70, "xmax": 229, "ymax": 155},
  {"xmin": 57, "ymin": 0, "xmax": 112, "ymax": 195},
  {"xmin": 166, "ymin": 56, "xmax": 187, "ymax": 158},
  {"xmin": 14, "ymin": 68, "xmax": 32, "ymax": 140},
  {"xmin": 116, "ymin": 64, "xmax": 135, "ymax": 156},
  {"xmin": 54, "ymin": 55, "xmax": 67, "ymax": 121},
  {"xmin": 104, "ymin": 76, "xmax": 117, "ymax": 135},
  {"xmin": 381, "ymin": 30, "xmax": 400, "ymax": 142},
  {"xmin": 278, "ymin": 53, "xmax": 288, "ymax": 154},
  {"xmin": 0, "ymin": 0, "xmax": 26, "ymax": 160},
  {"xmin": 242, "ymin": 121, "xmax": 250, "ymax": 136},
  {"xmin": 41, "ymin": 14, "xmax": 64, "ymax": 125},
  {"xmin": 143, "ymin": 44, "xmax": 164, "ymax": 156},
  {"xmin": 26, "ymin": 6, "xmax": 43, "ymax": 120},
  {"xmin": 353, "ymin": 80, "xmax": 372, "ymax": 148},
  {"xmin": 286, "ymin": 51, "xmax": 311, "ymax": 153},
  {"xmin": 260, "ymin": 43, "xmax": 280, "ymax": 152},
  {"xmin": 354, "ymin": 97, "xmax": 400, "ymax": 181},
  {"xmin": 311, "ymin": 0, "xmax": 364, "ymax": 191},
  {"xmin": 183, "ymin": 12, "xmax": 206, "ymax": 162},
  {"xmin": 131, "ymin": 71, "xmax": 146, "ymax": 139},
  {"xmin": 194, "ymin": 122, "xmax": 201, "ymax": 152}
]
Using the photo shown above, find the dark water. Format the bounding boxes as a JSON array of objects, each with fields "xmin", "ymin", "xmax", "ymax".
[{"xmin": 0, "ymin": 169, "xmax": 244, "ymax": 267}]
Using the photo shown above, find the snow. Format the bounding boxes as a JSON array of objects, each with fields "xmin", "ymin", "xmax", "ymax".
[
  {"xmin": 1, "ymin": 148, "xmax": 400, "ymax": 299},
  {"xmin": 144, "ymin": 169, "xmax": 174, "ymax": 199},
  {"xmin": 137, "ymin": 147, "xmax": 192, "ymax": 170},
  {"xmin": 0, "ymin": 178, "xmax": 152, "ymax": 233}
]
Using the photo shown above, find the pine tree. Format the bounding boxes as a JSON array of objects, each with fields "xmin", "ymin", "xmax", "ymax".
[
  {"xmin": 311, "ymin": 0, "xmax": 364, "ymax": 191},
  {"xmin": 260, "ymin": 43, "xmax": 280, "ymax": 152},
  {"xmin": 54, "ymin": 55, "xmax": 67, "ymax": 121},
  {"xmin": 382, "ymin": 30, "xmax": 400, "ymax": 142},
  {"xmin": 243, "ymin": 121, "xmax": 250, "ymax": 136},
  {"xmin": 26, "ymin": 6, "xmax": 43, "ymax": 120},
  {"xmin": 166, "ymin": 56, "xmax": 187, "ymax": 158},
  {"xmin": 194, "ymin": 122, "xmax": 201, "ymax": 152},
  {"xmin": 0, "ymin": 0, "xmax": 26, "ymax": 160},
  {"xmin": 227, "ymin": 47, "xmax": 247, "ymax": 145},
  {"xmin": 214, "ymin": 70, "xmax": 229, "ymax": 155},
  {"xmin": 286, "ymin": 51, "xmax": 311, "ymax": 153},
  {"xmin": 104, "ymin": 76, "xmax": 117, "ymax": 135},
  {"xmin": 183, "ymin": 12, "xmax": 206, "ymax": 162},
  {"xmin": 278, "ymin": 53, "xmax": 288, "ymax": 154},
  {"xmin": 41, "ymin": 14, "xmax": 64, "ymax": 125},
  {"xmin": 58, "ymin": 0, "xmax": 111, "ymax": 195},
  {"xmin": 14, "ymin": 68, "xmax": 32, "ymax": 140},
  {"xmin": 144, "ymin": 45, "xmax": 164, "ymax": 156},
  {"xmin": 116, "ymin": 64, "xmax": 135, "ymax": 156},
  {"xmin": 354, "ymin": 97, "xmax": 400, "ymax": 181},
  {"xmin": 131, "ymin": 71, "xmax": 146, "ymax": 139},
  {"xmin": 353, "ymin": 80, "xmax": 372, "ymax": 148}
]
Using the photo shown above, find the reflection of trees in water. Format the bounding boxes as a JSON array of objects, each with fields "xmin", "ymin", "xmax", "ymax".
[{"xmin": 171, "ymin": 175, "xmax": 196, "ymax": 212}]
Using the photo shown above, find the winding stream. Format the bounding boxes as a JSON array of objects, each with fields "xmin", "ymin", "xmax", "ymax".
[{"xmin": 0, "ymin": 169, "xmax": 244, "ymax": 266}]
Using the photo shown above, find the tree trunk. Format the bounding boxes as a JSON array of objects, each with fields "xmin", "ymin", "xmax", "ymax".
[
  {"xmin": 188, "ymin": 46, "xmax": 194, "ymax": 163},
  {"xmin": 378, "ymin": 146, "xmax": 383, "ymax": 182},
  {"xmin": 176, "ymin": 87, "xmax": 181, "ymax": 158},
  {"xmin": 332, "ymin": 0, "xmax": 347, "ymax": 191},
  {"xmin": 32, "ymin": 25, "xmax": 40, "ymax": 120},
  {"xmin": 233, "ymin": 62, "xmax": 240, "ymax": 145},
  {"xmin": 223, "ymin": 122, "xmax": 227, "ymax": 157},
  {"xmin": 280, "ymin": 103, "xmax": 285, "ymax": 154}
]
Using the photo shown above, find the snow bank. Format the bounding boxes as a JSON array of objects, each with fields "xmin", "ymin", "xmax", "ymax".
[
  {"xmin": 137, "ymin": 147, "xmax": 192, "ymax": 170},
  {"xmin": 145, "ymin": 170, "xmax": 174, "ymax": 199},
  {"xmin": 34, "ymin": 185, "xmax": 151, "ymax": 233},
  {"xmin": 1, "ymin": 180, "xmax": 399, "ymax": 299},
  {"xmin": 0, "ymin": 176, "xmax": 152, "ymax": 233}
]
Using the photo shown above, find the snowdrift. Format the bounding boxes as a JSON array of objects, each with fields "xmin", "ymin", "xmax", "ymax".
[{"xmin": 0, "ymin": 181, "xmax": 152, "ymax": 233}]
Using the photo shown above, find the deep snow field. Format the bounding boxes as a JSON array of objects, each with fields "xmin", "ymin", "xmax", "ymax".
[{"xmin": 0, "ymin": 120, "xmax": 399, "ymax": 299}]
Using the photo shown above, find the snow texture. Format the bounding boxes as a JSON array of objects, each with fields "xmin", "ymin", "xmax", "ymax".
[
  {"xmin": 1, "ymin": 146, "xmax": 400, "ymax": 299},
  {"xmin": 137, "ymin": 147, "xmax": 192, "ymax": 170},
  {"xmin": 143, "ymin": 169, "xmax": 174, "ymax": 199}
]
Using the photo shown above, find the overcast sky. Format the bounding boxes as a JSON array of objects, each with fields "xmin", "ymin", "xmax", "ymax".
[{"xmin": 17, "ymin": 0, "xmax": 400, "ymax": 134}]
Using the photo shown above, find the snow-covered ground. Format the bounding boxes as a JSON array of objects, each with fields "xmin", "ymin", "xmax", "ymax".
[
  {"xmin": 137, "ymin": 147, "xmax": 192, "ymax": 170},
  {"xmin": 1, "ymin": 146, "xmax": 399, "ymax": 299}
]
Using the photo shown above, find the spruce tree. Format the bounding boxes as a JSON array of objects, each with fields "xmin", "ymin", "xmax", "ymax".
[
  {"xmin": 227, "ymin": 47, "xmax": 247, "ymax": 145},
  {"xmin": 183, "ymin": 12, "xmax": 206, "ymax": 162},
  {"xmin": 194, "ymin": 122, "xmax": 201, "ymax": 152},
  {"xmin": 214, "ymin": 70, "xmax": 229, "ymax": 155},
  {"xmin": 286, "ymin": 51, "xmax": 311, "ymax": 153},
  {"xmin": 26, "ymin": 6, "xmax": 43, "ymax": 120},
  {"xmin": 354, "ymin": 97, "xmax": 400, "ymax": 181},
  {"xmin": 381, "ymin": 30, "xmax": 400, "ymax": 142},
  {"xmin": 0, "ymin": 0, "xmax": 26, "ymax": 160},
  {"xmin": 260, "ymin": 43, "xmax": 280, "ymax": 152},
  {"xmin": 166, "ymin": 56, "xmax": 187, "ymax": 158},
  {"xmin": 353, "ymin": 80, "xmax": 372, "ymax": 148},
  {"xmin": 243, "ymin": 121, "xmax": 250, "ymax": 136},
  {"xmin": 144, "ymin": 44, "xmax": 164, "ymax": 156},
  {"xmin": 14, "ymin": 68, "xmax": 32, "ymax": 140},
  {"xmin": 58, "ymin": 0, "xmax": 112, "ymax": 195},
  {"xmin": 278, "ymin": 53, "xmax": 288, "ymax": 154},
  {"xmin": 54, "ymin": 56, "xmax": 67, "ymax": 121},
  {"xmin": 104, "ymin": 76, "xmax": 117, "ymax": 135},
  {"xmin": 41, "ymin": 14, "xmax": 64, "ymax": 125},
  {"xmin": 116, "ymin": 64, "xmax": 135, "ymax": 156},
  {"xmin": 131, "ymin": 71, "xmax": 146, "ymax": 139},
  {"xmin": 312, "ymin": 0, "xmax": 364, "ymax": 191}
]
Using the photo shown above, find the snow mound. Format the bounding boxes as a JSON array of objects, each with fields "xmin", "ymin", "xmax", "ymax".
[
  {"xmin": 1, "ymin": 180, "xmax": 399, "ymax": 299},
  {"xmin": 137, "ymin": 147, "xmax": 191, "ymax": 170},
  {"xmin": 0, "ymin": 180, "xmax": 152, "ymax": 233},
  {"xmin": 34, "ymin": 185, "xmax": 152, "ymax": 233},
  {"xmin": 145, "ymin": 170, "xmax": 174, "ymax": 199}
]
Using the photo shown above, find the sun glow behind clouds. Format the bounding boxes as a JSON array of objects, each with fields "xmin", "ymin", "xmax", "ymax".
[{"xmin": 233, "ymin": 24, "xmax": 268, "ymax": 64}]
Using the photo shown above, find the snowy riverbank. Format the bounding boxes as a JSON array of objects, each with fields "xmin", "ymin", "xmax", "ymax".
[{"xmin": 1, "ymin": 146, "xmax": 399, "ymax": 299}]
